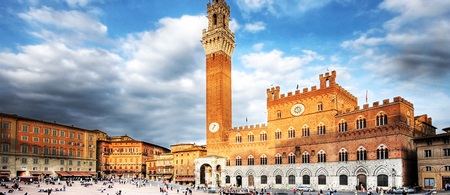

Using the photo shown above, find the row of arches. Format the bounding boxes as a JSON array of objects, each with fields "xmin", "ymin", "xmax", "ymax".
[
  {"xmin": 228, "ymin": 144, "xmax": 389, "ymax": 166},
  {"xmin": 222, "ymin": 166, "xmax": 394, "ymax": 189},
  {"xmin": 235, "ymin": 112, "xmax": 388, "ymax": 143}
]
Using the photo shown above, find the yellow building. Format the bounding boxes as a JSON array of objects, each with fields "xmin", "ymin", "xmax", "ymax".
[
  {"xmin": 172, "ymin": 143, "xmax": 207, "ymax": 185},
  {"xmin": 148, "ymin": 152, "xmax": 173, "ymax": 182}
]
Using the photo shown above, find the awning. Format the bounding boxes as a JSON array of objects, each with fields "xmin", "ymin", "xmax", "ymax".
[
  {"xmin": 163, "ymin": 175, "xmax": 173, "ymax": 179},
  {"xmin": 57, "ymin": 171, "xmax": 93, "ymax": 177},
  {"xmin": 55, "ymin": 171, "xmax": 72, "ymax": 177},
  {"xmin": 29, "ymin": 171, "xmax": 52, "ymax": 175},
  {"xmin": 42, "ymin": 171, "xmax": 53, "ymax": 175},
  {"xmin": 29, "ymin": 171, "xmax": 42, "ymax": 175},
  {"xmin": 175, "ymin": 177, "xmax": 195, "ymax": 182}
]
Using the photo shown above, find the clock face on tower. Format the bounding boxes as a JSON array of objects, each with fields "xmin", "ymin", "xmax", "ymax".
[
  {"xmin": 291, "ymin": 103, "xmax": 305, "ymax": 116},
  {"xmin": 209, "ymin": 122, "xmax": 220, "ymax": 133}
]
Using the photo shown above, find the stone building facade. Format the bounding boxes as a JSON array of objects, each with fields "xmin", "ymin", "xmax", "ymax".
[
  {"xmin": 414, "ymin": 126, "xmax": 450, "ymax": 191},
  {"xmin": 195, "ymin": 0, "xmax": 436, "ymax": 191}
]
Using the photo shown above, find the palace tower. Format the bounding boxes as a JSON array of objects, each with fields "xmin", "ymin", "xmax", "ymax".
[{"xmin": 202, "ymin": 0, "xmax": 235, "ymax": 150}]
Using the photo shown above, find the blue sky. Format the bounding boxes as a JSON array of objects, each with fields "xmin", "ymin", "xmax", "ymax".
[{"xmin": 1, "ymin": 0, "xmax": 449, "ymax": 148}]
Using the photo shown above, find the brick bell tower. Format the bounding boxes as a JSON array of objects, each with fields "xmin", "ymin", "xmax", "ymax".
[{"xmin": 201, "ymin": 0, "xmax": 235, "ymax": 151}]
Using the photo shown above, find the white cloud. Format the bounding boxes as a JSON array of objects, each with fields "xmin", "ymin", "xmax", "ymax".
[
  {"xmin": 66, "ymin": 0, "xmax": 91, "ymax": 8},
  {"xmin": 252, "ymin": 43, "xmax": 264, "ymax": 51},
  {"xmin": 229, "ymin": 18, "xmax": 240, "ymax": 32},
  {"xmin": 342, "ymin": 0, "xmax": 450, "ymax": 82},
  {"xmin": 236, "ymin": 0, "xmax": 276, "ymax": 15},
  {"xmin": 379, "ymin": 0, "xmax": 450, "ymax": 30},
  {"xmin": 121, "ymin": 15, "xmax": 207, "ymax": 81},
  {"xmin": 244, "ymin": 21, "xmax": 266, "ymax": 33},
  {"xmin": 18, "ymin": 7, "xmax": 108, "ymax": 44},
  {"xmin": 236, "ymin": 0, "xmax": 331, "ymax": 17}
]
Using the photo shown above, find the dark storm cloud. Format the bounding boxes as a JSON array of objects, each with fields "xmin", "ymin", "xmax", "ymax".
[{"xmin": 378, "ymin": 32, "xmax": 450, "ymax": 82}]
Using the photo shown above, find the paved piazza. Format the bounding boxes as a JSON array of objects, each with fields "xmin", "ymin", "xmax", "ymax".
[
  {"xmin": 0, "ymin": 180, "xmax": 446, "ymax": 195},
  {"xmin": 0, "ymin": 180, "xmax": 195, "ymax": 195}
]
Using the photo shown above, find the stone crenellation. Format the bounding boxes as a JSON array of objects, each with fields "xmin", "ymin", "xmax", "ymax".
[
  {"xmin": 266, "ymin": 71, "xmax": 357, "ymax": 104},
  {"xmin": 232, "ymin": 123, "xmax": 268, "ymax": 131}
]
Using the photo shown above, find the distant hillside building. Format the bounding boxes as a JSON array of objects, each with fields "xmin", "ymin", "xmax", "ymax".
[{"xmin": 195, "ymin": 0, "xmax": 437, "ymax": 191}]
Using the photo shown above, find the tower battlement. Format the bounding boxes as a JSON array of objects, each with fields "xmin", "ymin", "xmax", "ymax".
[
  {"xmin": 339, "ymin": 96, "xmax": 414, "ymax": 115},
  {"xmin": 266, "ymin": 70, "xmax": 357, "ymax": 103}
]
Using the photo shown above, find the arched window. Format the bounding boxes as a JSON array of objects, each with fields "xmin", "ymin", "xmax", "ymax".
[
  {"xmin": 213, "ymin": 14, "xmax": 217, "ymax": 25},
  {"xmin": 339, "ymin": 148, "xmax": 348, "ymax": 162},
  {"xmin": 288, "ymin": 152, "xmax": 296, "ymax": 164},
  {"xmin": 225, "ymin": 176, "xmax": 231, "ymax": 184},
  {"xmin": 275, "ymin": 175, "xmax": 282, "ymax": 184},
  {"xmin": 275, "ymin": 153, "xmax": 282, "ymax": 164},
  {"xmin": 288, "ymin": 127, "xmax": 295, "ymax": 138},
  {"xmin": 261, "ymin": 175, "xmax": 268, "ymax": 184},
  {"xmin": 376, "ymin": 112, "xmax": 388, "ymax": 126},
  {"xmin": 339, "ymin": 119, "xmax": 347, "ymax": 132},
  {"xmin": 235, "ymin": 133, "xmax": 242, "ymax": 143},
  {"xmin": 356, "ymin": 116, "xmax": 367, "ymax": 129},
  {"xmin": 302, "ymin": 175, "xmax": 310, "ymax": 184},
  {"xmin": 317, "ymin": 123, "xmax": 326, "ymax": 135},
  {"xmin": 318, "ymin": 175, "xmax": 326, "ymax": 185},
  {"xmin": 377, "ymin": 174, "xmax": 389, "ymax": 187},
  {"xmin": 247, "ymin": 132, "xmax": 254, "ymax": 142},
  {"xmin": 247, "ymin": 155, "xmax": 254, "ymax": 165},
  {"xmin": 260, "ymin": 154, "xmax": 267, "ymax": 165},
  {"xmin": 260, "ymin": 131, "xmax": 267, "ymax": 141},
  {"xmin": 235, "ymin": 156, "xmax": 242, "ymax": 166},
  {"xmin": 288, "ymin": 175, "xmax": 296, "ymax": 184},
  {"xmin": 318, "ymin": 102, "xmax": 323, "ymax": 111},
  {"xmin": 339, "ymin": 175, "xmax": 348, "ymax": 185},
  {"xmin": 275, "ymin": 129, "xmax": 282, "ymax": 139},
  {"xmin": 318, "ymin": 150, "xmax": 326, "ymax": 163},
  {"xmin": 357, "ymin": 146, "xmax": 367, "ymax": 161},
  {"xmin": 302, "ymin": 151, "xmax": 310, "ymax": 163},
  {"xmin": 302, "ymin": 125, "xmax": 310, "ymax": 136},
  {"xmin": 226, "ymin": 157, "xmax": 230, "ymax": 166},
  {"xmin": 377, "ymin": 145, "xmax": 389, "ymax": 159}
]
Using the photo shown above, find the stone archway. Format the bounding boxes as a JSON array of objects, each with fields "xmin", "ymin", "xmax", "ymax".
[
  {"xmin": 236, "ymin": 175, "xmax": 242, "ymax": 187},
  {"xmin": 355, "ymin": 168, "xmax": 368, "ymax": 191},
  {"xmin": 200, "ymin": 164, "xmax": 212, "ymax": 187},
  {"xmin": 216, "ymin": 165, "xmax": 222, "ymax": 188},
  {"xmin": 194, "ymin": 155, "xmax": 226, "ymax": 189},
  {"xmin": 357, "ymin": 174, "xmax": 367, "ymax": 191}
]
